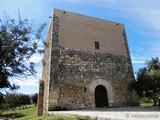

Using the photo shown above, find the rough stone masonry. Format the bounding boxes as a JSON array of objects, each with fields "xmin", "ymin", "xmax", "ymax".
[{"xmin": 37, "ymin": 9, "xmax": 139, "ymax": 115}]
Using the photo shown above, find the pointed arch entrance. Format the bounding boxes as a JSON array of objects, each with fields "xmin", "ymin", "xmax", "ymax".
[{"xmin": 95, "ymin": 85, "xmax": 108, "ymax": 107}]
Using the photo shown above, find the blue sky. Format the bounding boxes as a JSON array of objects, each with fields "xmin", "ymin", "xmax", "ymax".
[{"xmin": 0, "ymin": 0, "xmax": 160, "ymax": 94}]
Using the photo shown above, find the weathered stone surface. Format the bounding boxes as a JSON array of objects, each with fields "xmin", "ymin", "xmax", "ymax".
[
  {"xmin": 48, "ymin": 47, "xmax": 138, "ymax": 110},
  {"xmin": 37, "ymin": 80, "xmax": 44, "ymax": 116},
  {"xmin": 37, "ymin": 9, "xmax": 139, "ymax": 115}
]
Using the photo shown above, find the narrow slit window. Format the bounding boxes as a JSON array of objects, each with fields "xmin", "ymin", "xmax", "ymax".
[{"xmin": 95, "ymin": 41, "xmax": 100, "ymax": 49}]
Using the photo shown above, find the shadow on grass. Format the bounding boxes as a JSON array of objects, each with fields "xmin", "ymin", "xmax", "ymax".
[{"xmin": 0, "ymin": 113, "xmax": 26, "ymax": 119}]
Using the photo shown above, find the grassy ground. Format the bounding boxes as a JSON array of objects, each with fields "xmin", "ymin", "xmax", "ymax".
[
  {"xmin": 0, "ymin": 102, "xmax": 157, "ymax": 120},
  {"xmin": 0, "ymin": 106, "xmax": 93, "ymax": 120},
  {"xmin": 140, "ymin": 102, "xmax": 154, "ymax": 107}
]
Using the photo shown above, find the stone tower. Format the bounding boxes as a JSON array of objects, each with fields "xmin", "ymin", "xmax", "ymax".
[{"xmin": 37, "ymin": 9, "xmax": 139, "ymax": 115}]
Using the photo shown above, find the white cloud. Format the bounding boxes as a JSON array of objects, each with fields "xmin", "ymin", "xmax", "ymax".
[
  {"xmin": 17, "ymin": 91, "xmax": 37, "ymax": 95},
  {"xmin": 131, "ymin": 57, "xmax": 146, "ymax": 64},
  {"xmin": 12, "ymin": 79, "xmax": 39, "ymax": 86},
  {"xmin": 30, "ymin": 54, "xmax": 42, "ymax": 63},
  {"xmin": 0, "ymin": 0, "xmax": 44, "ymax": 18},
  {"xmin": 111, "ymin": 1, "xmax": 160, "ymax": 33},
  {"xmin": 132, "ymin": 60, "xmax": 145, "ymax": 64}
]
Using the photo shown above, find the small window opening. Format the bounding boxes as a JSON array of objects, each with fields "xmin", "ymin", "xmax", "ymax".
[
  {"xmin": 84, "ymin": 87, "xmax": 87, "ymax": 93},
  {"xmin": 95, "ymin": 41, "xmax": 100, "ymax": 49}
]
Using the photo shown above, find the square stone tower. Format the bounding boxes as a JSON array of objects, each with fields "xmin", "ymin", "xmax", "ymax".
[{"xmin": 37, "ymin": 9, "xmax": 139, "ymax": 115}]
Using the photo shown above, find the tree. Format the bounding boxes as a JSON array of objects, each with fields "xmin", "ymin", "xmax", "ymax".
[
  {"xmin": 5, "ymin": 93, "xmax": 20, "ymax": 112},
  {"xmin": 19, "ymin": 93, "xmax": 31, "ymax": 108},
  {"xmin": 147, "ymin": 57, "xmax": 160, "ymax": 70},
  {"xmin": 0, "ymin": 92, "xmax": 20, "ymax": 114},
  {"xmin": 0, "ymin": 92, "xmax": 34, "ymax": 114},
  {"xmin": 0, "ymin": 93, "xmax": 5, "ymax": 114},
  {"xmin": 0, "ymin": 13, "xmax": 46, "ymax": 94},
  {"xmin": 31, "ymin": 93, "xmax": 38, "ymax": 106},
  {"xmin": 129, "ymin": 57, "xmax": 160, "ymax": 106}
]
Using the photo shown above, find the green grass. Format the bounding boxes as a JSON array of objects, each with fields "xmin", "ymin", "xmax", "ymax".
[
  {"xmin": 139, "ymin": 100, "xmax": 160, "ymax": 107},
  {"xmin": 0, "ymin": 106, "xmax": 93, "ymax": 120},
  {"xmin": 140, "ymin": 102, "xmax": 154, "ymax": 107}
]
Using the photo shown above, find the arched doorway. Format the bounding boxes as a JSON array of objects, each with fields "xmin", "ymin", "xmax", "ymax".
[{"xmin": 95, "ymin": 85, "xmax": 108, "ymax": 107}]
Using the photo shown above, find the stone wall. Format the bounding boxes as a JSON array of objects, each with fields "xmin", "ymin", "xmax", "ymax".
[
  {"xmin": 48, "ymin": 48, "xmax": 138, "ymax": 110},
  {"xmin": 40, "ymin": 13, "xmax": 58, "ymax": 114}
]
